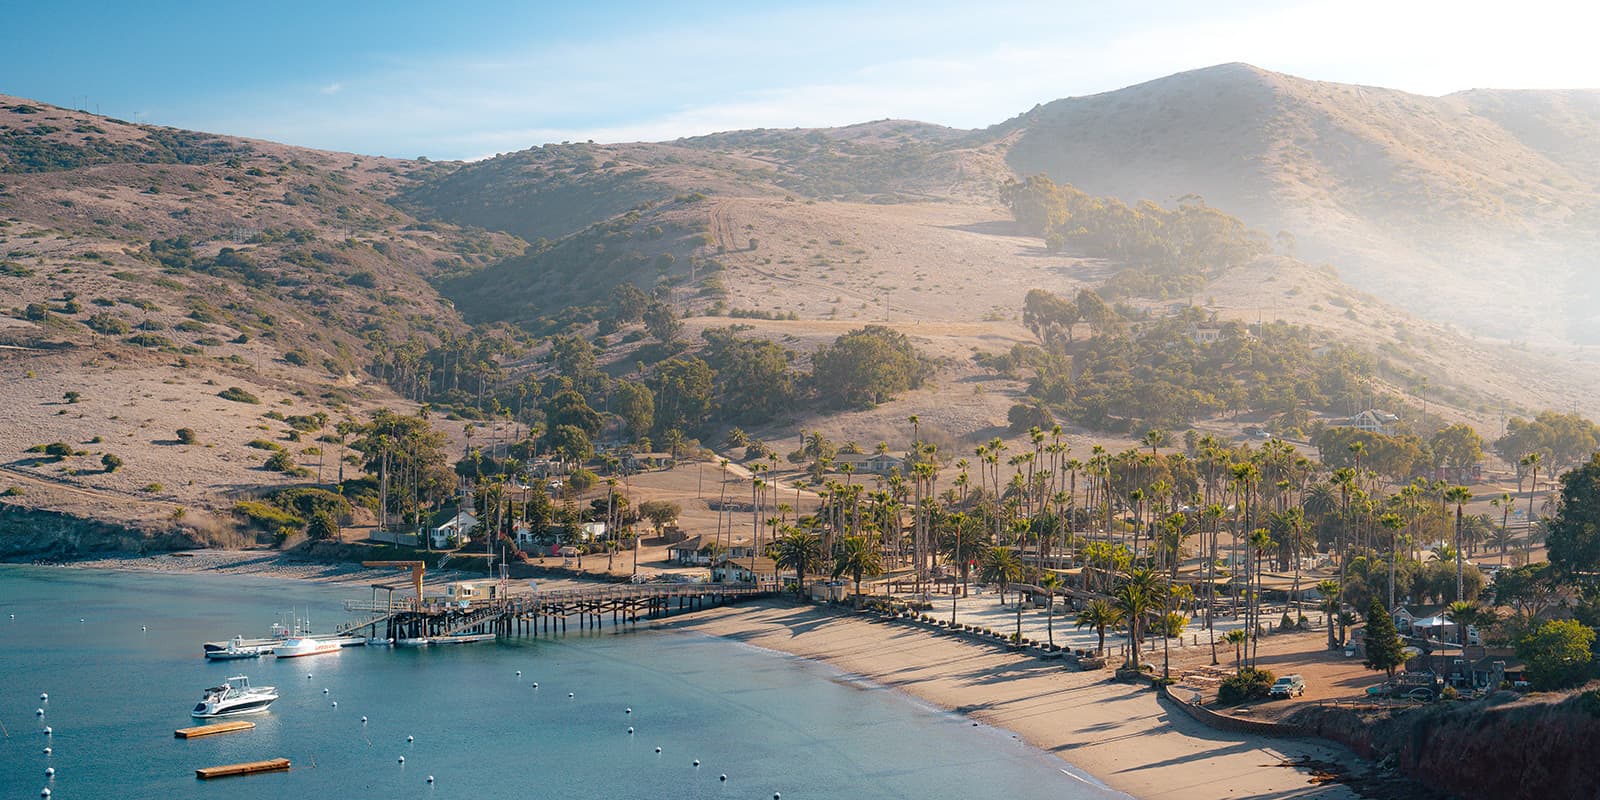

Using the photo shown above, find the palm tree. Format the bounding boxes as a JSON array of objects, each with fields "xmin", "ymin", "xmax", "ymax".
[
  {"xmin": 832, "ymin": 534, "xmax": 883, "ymax": 602},
  {"xmin": 979, "ymin": 545, "xmax": 1022, "ymax": 605},
  {"xmin": 1521, "ymin": 452, "xmax": 1542, "ymax": 562},
  {"xmin": 1075, "ymin": 599, "xmax": 1124, "ymax": 658},
  {"xmin": 1224, "ymin": 628, "xmax": 1249, "ymax": 671},
  {"xmin": 1114, "ymin": 567, "xmax": 1165, "ymax": 672},
  {"xmin": 1445, "ymin": 485, "xmax": 1472, "ymax": 601},
  {"xmin": 1316, "ymin": 579, "xmax": 1341, "ymax": 650},
  {"xmin": 1039, "ymin": 572, "xmax": 1064, "ymax": 649},
  {"xmin": 1444, "ymin": 600, "xmax": 1479, "ymax": 648},
  {"xmin": 771, "ymin": 529, "xmax": 823, "ymax": 597},
  {"xmin": 1490, "ymin": 491, "xmax": 1514, "ymax": 569}
]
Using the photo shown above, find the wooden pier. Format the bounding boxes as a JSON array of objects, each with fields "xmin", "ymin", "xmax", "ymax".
[
  {"xmin": 195, "ymin": 758, "xmax": 290, "ymax": 779},
  {"xmin": 343, "ymin": 582, "xmax": 772, "ymax": 642},
  {"xmin": 175, "ymin": 720, "xmax": 254, "ymax": 738}
]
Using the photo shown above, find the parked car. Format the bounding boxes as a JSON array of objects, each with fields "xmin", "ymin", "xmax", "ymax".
[
  {"xmin": 1269, "ymin": 674, "xmax": 1306, "ymax": 698},
  {"xmin": 1343, "ymin": 643, "xmax": 1359, "ymax": 657},
  {"xmin": 1365, "ymin": 683, "xmax": 1395, "ymax": 697}
]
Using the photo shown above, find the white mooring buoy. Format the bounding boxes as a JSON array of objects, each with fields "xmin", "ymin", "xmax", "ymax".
[
  {"xmin": 43, "ymin": 747, "xmax": 52, "ymax": 755},
  {"xmin": 693, "ymin": 760, "xmax": 700, "ymax": 767},
  {"xmin": 427, "ymin": 775, "xmax": 434, "ymax": 784},
  {"xmin": 654, "ymin": 747, "xmax": 662, "ymax": 754},
  {"xmin": 40, "ymin": 692, "xmax": 48, "ymax": 701},
  {"xmin": 41, "ymin": 788, "xmax": 50, "ymax": 798},
  {"xmin": 720, "ymin": 774, "xmax": 727, "ymax": 782},
  {"xmin": 323, "ymin": 688, "xmax": 329, "ymax": 694},
  {"xmin": 45, "ymin": 767, "xmax": 55, "ymax": 777},
  {"xmin": 398, "ymin": 756, "xmax": 405, "ymax": 764},
  {"xmin": 532, "ymin": 682, "xmax": 539, "ymax": 689},
  {"xmin": 625, "ymin": 707, "xmax": 631, "ymax": 714},
  {"xmin": 331, "ymin": 701, "xmax": 338, "ymax": 708},
  {"xmin": 407, "ymin": 735, "xmax": 414, "ymax": 743},
  {"xmin": 36, "ymin": 708, "xmax": 44, "ymax": 717},
  {"xmin": 515, "ymin": 670, "xmax": 522, "ymax": 677},
  {"xmin": 362, "ymin": 716, "xmax": 368, "ymax": 724},
  {"xmin": 43, "ymin": 727, "xmax": 52, "ymax": 736}
]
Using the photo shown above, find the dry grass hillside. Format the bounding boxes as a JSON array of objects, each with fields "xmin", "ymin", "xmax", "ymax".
[
  {"xmin": 4, "ymin": 66, "xmax": 1598, "ymax": 543},
  {"xmin": 0, "ymin": 97, "xmax": 507, "ymax": 530},
  {"xmin": 999, "ymin": 63, "xmax": 1600, "ymax": 344}
]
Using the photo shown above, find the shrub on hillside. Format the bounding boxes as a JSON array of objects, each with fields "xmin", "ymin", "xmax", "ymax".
[
  {"xmin": 176, "ymin": 428, "xmax": 199, "ymax": 445},
  {"xmin": 218, "ymin": 386, "xmax": 260, "ymax": 404}
]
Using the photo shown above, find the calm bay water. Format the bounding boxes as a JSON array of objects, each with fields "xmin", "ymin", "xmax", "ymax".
[{"xmin": 0, "ymin": 566, "xmax": 1121, "ymax": 799}]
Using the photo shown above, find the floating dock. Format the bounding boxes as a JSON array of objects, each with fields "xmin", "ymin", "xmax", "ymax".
[
  {"xmin": 175, "ymin": 720, "xmax": 255, "ymax": 739},
  {"xmin": 195, "ymin": 758, "xmax": 290, "ymax": 779}
]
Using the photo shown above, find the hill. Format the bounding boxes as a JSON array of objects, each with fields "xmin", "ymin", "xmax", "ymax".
[
  {"xmin": 999, "ymin": 63, "xmax": 1600, "ymax": 343},
  {"xmin": 0, "ymin": 97, "xmax": 521, "ymax": 535}
]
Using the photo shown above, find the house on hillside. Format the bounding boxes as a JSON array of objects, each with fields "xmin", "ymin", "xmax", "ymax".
[
  {"xmin": 623, "ymin": 452, "xmax": 674, "ymax": 472},
  {"xmin": 1186, "ymin": 325, "xmax": 1223, "ymax": 344},
  {"xmin": 1348, "ymin": 409, "xmax": 1400, "ymax": 435},
  {"xmin": 833, "ymin": 452, "xmax": 906, "ymax": 476},
  {"xmin": 431, "ymin": 509, "xmax": 478, "ymax": 549}
]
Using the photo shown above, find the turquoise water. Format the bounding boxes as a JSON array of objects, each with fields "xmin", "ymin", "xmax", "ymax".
[{"xmin": 0, "ymin": 566, "xmax": 1123, "ymax": 799}]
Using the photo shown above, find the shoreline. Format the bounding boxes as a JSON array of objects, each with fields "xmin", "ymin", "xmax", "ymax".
[
  {"xmin": 662, "ymin": 601, "xmax": 1365, "ymax": 800},
  {"xmin": 13, "ymin": 555, "xmax": 1368, "ymax": 799}
]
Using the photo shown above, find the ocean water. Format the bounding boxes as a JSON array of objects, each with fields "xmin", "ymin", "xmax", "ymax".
[{"xmin": 0, "ymin": 566, "xmax": 1123, "ymax": 799}]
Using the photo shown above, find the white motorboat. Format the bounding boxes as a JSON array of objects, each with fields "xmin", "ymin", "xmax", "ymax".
[
  {"xmin": 273, "ymin": 637, "xmax": 341, "ymax": 659},
  {"xmin": 205, "ymin": 635, "xmax": 266, "ymax": 660},
  {"xmin": 192, "ymin": 676, "xmax": 278, "ymax": 718},
  {"xmin": 395, "ymin": 637, "xmax": 431, "ymax": 647},
  {"xmin": 433, "ymin": 632, "xmax": 496, "ymax": 645}
]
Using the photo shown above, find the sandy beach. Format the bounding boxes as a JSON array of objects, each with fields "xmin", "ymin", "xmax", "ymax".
[
  {"xmin": 668, "ymin": 601, "xmax": 1363, "ymax": 800},
  {"xmin": 36, "ymin": 552, "xmax": 1369, "ymax": 799}
]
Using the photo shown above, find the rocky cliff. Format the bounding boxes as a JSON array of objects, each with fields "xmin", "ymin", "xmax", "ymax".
[
  {"xmin": 1285, "ymin": 690, "xmax": 1600, "ymax": 800},
  {"xmin": 0, "ymin": 504, "xmax": 204, "ymax": 560}
]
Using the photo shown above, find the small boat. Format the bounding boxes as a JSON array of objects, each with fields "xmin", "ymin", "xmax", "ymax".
[
  {"xmin": 273, "ymin": 637, "xmax": 341, "ymax": 659},
  {"xmin": 395, "ymin": 637, "xmax": 431, "ymax": 647},
  {"xmin": 192, "ymin": 676, "xmax": 277, "ymax": 718},
  {"xmin": 433, "ymin": 633, "xmax": 496, "ymax": 645},
  {"xmin": 205, "ymin": 636, "xmax": 267, "ymax": 660},
  {"xmin": 366, "ymin": 636, "xmax": 395, "ymax": 647}
]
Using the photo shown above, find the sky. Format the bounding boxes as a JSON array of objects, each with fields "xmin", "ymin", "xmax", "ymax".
[{"xmin": 4, "ymin": 0, "xmax": 1598, "ymax": 160}]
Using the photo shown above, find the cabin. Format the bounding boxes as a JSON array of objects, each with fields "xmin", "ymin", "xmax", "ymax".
[
  {"xmin": 711, "ymin": 557, "xmax": 779, "ymax": 586},
  {"xmin": 623, "ymin": 452, "xmax": 674, "ymax": 472},
  {"xmin": 832, "ymin": 452, "xmax": 906, "ymax": 476},
  {"xmin": 667, "ymin": 535, "xmax": 756, "ymax": 565},
  {"xmin": 445, "ymin": 580, "xmax": 499, "ymax": 605},
  {"xmin": 580, "ymin": 521, "xmax": 607, "ymax": 542},
  {"xmin": 1186, "ymin": 325, "xmax": 1223, "ymax": 344},
  {"xmin": 431, "ymin": 509, "xmax": 478, "ymax": 549},
  {"xmin": 1348, "ymin": 409, "xmax": 1400, "ymax": 435}
]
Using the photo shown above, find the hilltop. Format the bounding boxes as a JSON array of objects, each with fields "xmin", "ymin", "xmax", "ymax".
[{"xmin": 999, "ymin": 62, "xmax": 1600, "ymax": 343}]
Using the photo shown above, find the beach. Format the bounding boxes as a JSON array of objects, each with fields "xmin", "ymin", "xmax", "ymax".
[{"xmin": 669, "ymin": 601, "xmax": 1363, "ymax": 800}]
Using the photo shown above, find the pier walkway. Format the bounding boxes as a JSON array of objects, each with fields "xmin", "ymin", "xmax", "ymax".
[{"xmin": 342, "ymin": 582, "xmax": 773, "ymax": 641}]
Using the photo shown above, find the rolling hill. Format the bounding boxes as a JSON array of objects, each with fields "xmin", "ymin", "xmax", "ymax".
[{"xmin": 3, "ymin": 62, "xmax": 1598, "ymax": 544}]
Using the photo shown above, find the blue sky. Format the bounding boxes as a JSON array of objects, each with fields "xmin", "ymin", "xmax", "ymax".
[{"xmin": 5, "ymin": 0, "xmax": 1596, "ymax": 160}]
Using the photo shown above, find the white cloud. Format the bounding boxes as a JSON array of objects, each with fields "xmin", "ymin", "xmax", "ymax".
[{"xmin": 319, "ymin": 83, "xmax": 343, "ymax": 96}]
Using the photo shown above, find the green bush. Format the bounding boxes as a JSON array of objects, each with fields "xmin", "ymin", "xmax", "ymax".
[
  {"xmin": 218, "ymin": 386, "xmax": 260, "ymax": 404},
  {"xmin": 176, "ymin": 428, "xmax": 198, "ymax": 444},
  {"xmin": 100, "ymin": 453, "xmax": 123, "ymax": 472},
  {"xmin": 1217, "ymin": 668, "xmax": 1277, "ymax": 706},
  {"xmin": 233, "ymin": 500, "xmax": 302, "ymax": 529},
  {"xmin": 246, "ymin": 438, "xmax": 283, "ymax": 451}
]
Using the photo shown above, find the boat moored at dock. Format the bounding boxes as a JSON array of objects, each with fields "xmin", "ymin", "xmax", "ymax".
[{"xmin": 273, "ymin": 637, "xmax": 341, "ymax": 659}]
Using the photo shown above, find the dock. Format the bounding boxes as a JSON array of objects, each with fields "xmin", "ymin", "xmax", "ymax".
[
  {"xmin": 343, "ymin": 582, "xmax": 773, "ymax": 641},
  {"xmin": 175, "ymin": 720, "xmax": 255, "ymax": 738},
  {"xmin": 195, "ymin": 758, "xmax": 290, "ymax": 779}
]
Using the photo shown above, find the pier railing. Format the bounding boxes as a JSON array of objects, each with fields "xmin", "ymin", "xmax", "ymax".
[{"xmin": 341, "ymin": 582, "xmax": 770, "ymax": 615}]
